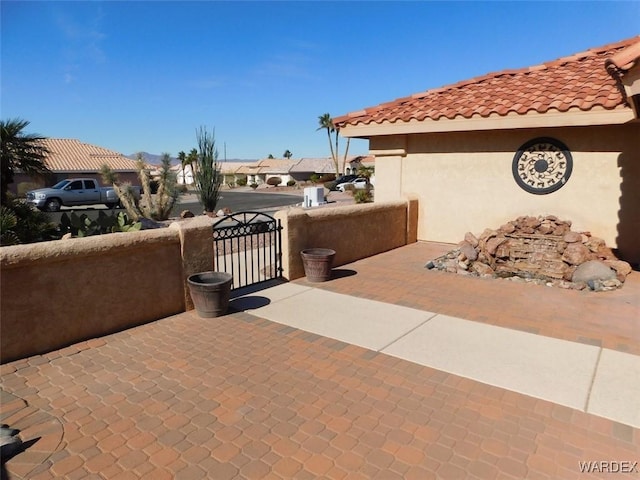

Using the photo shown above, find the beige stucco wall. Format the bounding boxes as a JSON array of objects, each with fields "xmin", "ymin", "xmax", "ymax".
[
  {"xmin": 276, "ymin": 199, "xmax": 417, "ymax": 280},
  {"xmin": 371, "ymin": 124, "xmax": 640, "ymax": 264},
  {"xmin": 0, "ymin": 216, "xmax": 221, "ymax": 363}
]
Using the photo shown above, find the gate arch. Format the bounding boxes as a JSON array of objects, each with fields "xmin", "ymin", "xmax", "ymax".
[{"xmin": 212, "ymin": 211, "xmax": 283, "ymax": 290}]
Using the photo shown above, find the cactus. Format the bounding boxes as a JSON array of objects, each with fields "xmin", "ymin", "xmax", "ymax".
[
  {"xmin": 101, "ymin": 153, "xmax": 181, "ymax": 221},
  {"xmin": 58, "ymin": 211, "xmax": 141, "ymax": 237}
]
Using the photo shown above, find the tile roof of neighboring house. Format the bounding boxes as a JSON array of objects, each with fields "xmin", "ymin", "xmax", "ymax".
[
  {"xmin": 38, "ymin": 138, "xmax": 139, "ymax": 173},
  {"xmin": 256, "ymin": 159, "xmax": 299, "ymax": 174},
  {"xmin": 334, "ymin": 36, "xmax": 640, "ymax": 128},
  {"xmin": 289, "ymin": 158, "xmax": 335, "ymax": 174}
]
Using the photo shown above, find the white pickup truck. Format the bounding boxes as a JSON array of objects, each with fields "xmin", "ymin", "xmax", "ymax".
[{"xmin": 26, "ymin": 178, "xmax": 139, "ymax": 212}]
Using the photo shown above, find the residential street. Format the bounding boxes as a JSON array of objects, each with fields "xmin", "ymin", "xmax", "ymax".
[{"xmin": 43, "ymin": 188, "xmax": 305, "ymax": 224}]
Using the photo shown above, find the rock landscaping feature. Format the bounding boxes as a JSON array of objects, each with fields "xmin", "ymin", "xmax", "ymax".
[{"xmin": 426, "ymin": 215, "xmax": 632, "ymax": 291}]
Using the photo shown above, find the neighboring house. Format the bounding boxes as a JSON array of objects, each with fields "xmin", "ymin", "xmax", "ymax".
[
  {"xmin": 172, "ymin": 164, "xmax": 195, "ymax": 185},
  {"xmin": 334, "ymin": 36, "xmax": 640, "ymax": 264},
  {"xmin": 254, "ymin": 158, "xmax": 299, "ymax": 185},
  {"xmin": 10, "ymin": 138, "xmax": 140, "ymax": 196},
  {"xmin": 289, "ymin": 157, "xmax": 336, "ymax": 182}
]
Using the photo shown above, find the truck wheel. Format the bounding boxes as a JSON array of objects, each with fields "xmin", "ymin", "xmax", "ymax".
[{"xmin": 45, "ymin": 199, "xmax": 61, "ymax": 212}]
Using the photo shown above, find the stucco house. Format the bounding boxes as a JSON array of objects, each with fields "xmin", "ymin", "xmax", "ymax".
[
  {"xmin": 334, "ymin": 36, "xmax": 640, "ymax": 265},
  {"xmin": 11, "ymin": 138, "xmax": 140, "ymax": 196}
]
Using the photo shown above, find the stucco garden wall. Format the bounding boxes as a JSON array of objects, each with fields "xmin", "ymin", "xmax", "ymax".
[
  {"xmin": 0, "ymin": 203, "xmax": 417, "ymax": 362},
  {"xmin": 275, "ymin": 199, "xmax": 418, "ymax": 280},
  {"xmin": 372, "ymin": 124, "xmax": 640, "ymax": 264},
  {"xmin": 0, "ymin": 217, "xmax": 217, "ymax": 363}
]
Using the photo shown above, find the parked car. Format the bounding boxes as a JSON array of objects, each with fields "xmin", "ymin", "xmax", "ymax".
[
  {"xmin": 326, "ymin": 174, "xmax": 358, "ymax": 191},
  {"xmin": 337, "ymin": 177, "xmax": 371, "ymax": 192},
  {"xmin": 26, "ymin": 178, "xmax": 141, "ymax": 212}
]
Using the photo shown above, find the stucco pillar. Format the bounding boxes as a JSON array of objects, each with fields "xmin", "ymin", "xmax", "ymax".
[
  {"xmin": 169, "ymin": 216, "xmax": 216, "ymax": 310},
  {"xmin": 405, "ymin": 194, "xmax": 419, "ymax": 244},
  {"xmin": 370, "ymin": 139, "xmax": 407, "ymax": 203},
  {"xmin": 274, "ymin": 208, "xmax": 309, "ymax": 281}
]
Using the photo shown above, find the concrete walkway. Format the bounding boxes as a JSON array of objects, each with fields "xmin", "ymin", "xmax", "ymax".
[{"xmin": 231, "ymin": 282, "xmax": 640, "ymax": 429}]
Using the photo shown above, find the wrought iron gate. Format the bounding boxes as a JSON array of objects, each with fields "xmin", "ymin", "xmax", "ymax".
[{"xmin": 212, "ymin": 211, "xmax": 283, "ymax": 290}]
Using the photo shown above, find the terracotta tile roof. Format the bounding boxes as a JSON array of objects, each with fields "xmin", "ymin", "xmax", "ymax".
[
  {"xmin": 256, "ymin": 158, "xmax": 299, "ymax": 174},
  {"xmin": 38, "ymin": 138, "xmax": 139, "ymax": 173},
  {"xmin": 335, "ymin": 36, "xmax": 640, "ymax": 128},
  {"xmin": 289, "ymin": 157, "xmax": 336, "ymax": 174}
]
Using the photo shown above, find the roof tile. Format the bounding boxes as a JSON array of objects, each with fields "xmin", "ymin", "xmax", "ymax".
[
  {"xmin": 335, "ymin": 36, "xmax": 640, "ymax": 128},
  {"xmin": 38, "ymin": 138, "xmax": 139, "ymax": 173}
]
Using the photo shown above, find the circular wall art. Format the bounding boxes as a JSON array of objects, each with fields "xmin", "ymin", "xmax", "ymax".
[{"xmin": 512, "ymin": 137, "xmax": 573, "ymax": 194}]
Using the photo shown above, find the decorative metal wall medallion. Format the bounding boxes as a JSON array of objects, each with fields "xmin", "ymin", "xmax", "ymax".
[{"xmin": 512, "ymin": 137, "xmax": 573, "ymax": 194}]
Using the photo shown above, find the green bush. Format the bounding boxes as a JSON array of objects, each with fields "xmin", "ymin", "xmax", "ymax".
[
  {"xmin": 353, "ymin": 189, "xmax": 373, "ymax": 203},
  {"xmin": 236, "ymin": 176, "xmax": 248, "ymax": 187},
  {"xmin": 286, "ymin": 180, "xmax": 296, "ymax": 187},
  {"xmin": 250, "ymin": 182, "xmax": 259, "ymax": 189},
  {"xmin": 0, "ymin": 199, "xmax": 58, "ymax": 245},
  {"xmin": 309, "ymin": 174, "xmax": 320, "ymax": 184},
  {"xmin": 267, "ymin": 176, "xmax": 282, "ymax": 186}
]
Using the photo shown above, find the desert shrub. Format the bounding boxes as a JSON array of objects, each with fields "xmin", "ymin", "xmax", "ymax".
[
  {"xmin": 287, "ymin": 180, "xmax": 296, "ymax": 187},
  {"xmin": 267, "ymin": 176, "xmax": 282, "ymax": 186},
  {"xmin": 236, "ymin": 176, "xmax": 248, "ymax": 187},
  {"xmin": 309, "ymin": 174, "xmax": 320, "ymax": 184},
  {"xmin": 250, "ymin": 182, "xmax": 259, "ymax": 189},
  {"xmin": 0, "ymin": 199, "xmax": 58, "ymax": 245},
  {"xmin": 194, "ymin": 128, "xmax": 222, "ymax": 214},
  {"xmin": 353, "ymin": 189, "xmax": 373, "ymax": 203}
]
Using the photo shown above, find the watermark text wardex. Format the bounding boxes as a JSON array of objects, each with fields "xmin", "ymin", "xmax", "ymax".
[{"xmin": 579, "ymin": 461, "xmax": 639, "ymax": 474}]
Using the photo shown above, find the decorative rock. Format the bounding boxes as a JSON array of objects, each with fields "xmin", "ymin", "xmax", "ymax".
[
  {"xmin": 498, "ymin": 222, "xmax": 516, "ymax": 234},
  {"xmin": 572, "ymin": 260, "xmax": 617, "ymax": 284},
  {"xmin": 471, "ymin": 262, "xmax": 494, "ymax": 276},
  {"xmin": 459, "ymin": 241, "xmax": 478, "ymax": 261},
  {"xmin": 604, "ymin": 260, "xmax": 632, "ymax": 282},
  {"xmin": 563, "ymin": 231, "xmax": 582, "ymax": 243},
  {"xmin": 61, "ymin": 233, "xmax": 73, "ymax": 240},
  {"xmin": 562, "ymin": 243, "xmax": 592, "ymax": 265},
  {"xmin": 464, "ymin": 232, "xmax": 479, "ymax": 248},
  {"xmin": 485, "ymin": 236, "xmax": 507, "ymax": 255},
  {"xmin": 428, "ymin": 215, "xmax": 627, "ymax": 291},
  {"xmin": 180, "ymin": 210, "xmax": 195, "ymax": 218},
  {"xmin": 552, "ymin": 224, "xmax": 570, "ymax": 236}
]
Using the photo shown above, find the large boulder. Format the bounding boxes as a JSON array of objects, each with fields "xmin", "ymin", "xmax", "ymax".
[{"xmin": 572, "ymin": 260, "xmax": 617, "ymax": 284}]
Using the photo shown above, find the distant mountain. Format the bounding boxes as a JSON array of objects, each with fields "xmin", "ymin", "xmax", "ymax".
[{"xmin": 127, "ymin": 152, "xmax": 257, "ymax": 166}]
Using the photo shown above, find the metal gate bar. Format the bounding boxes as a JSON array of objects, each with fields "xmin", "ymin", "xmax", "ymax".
[{"xmin": 212, "ymin": 211, "xmax": 283, "ymax": 290}]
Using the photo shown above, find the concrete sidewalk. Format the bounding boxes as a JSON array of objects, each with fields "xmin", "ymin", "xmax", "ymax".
[{"xmin": 230, "ymin": 282, "xmax": 640, "ymax": 429}]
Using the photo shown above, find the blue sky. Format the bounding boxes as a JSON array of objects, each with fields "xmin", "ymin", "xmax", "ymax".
[{"xmin": 2, "ymin": 1, "xmax": 638, "ymax": 160}]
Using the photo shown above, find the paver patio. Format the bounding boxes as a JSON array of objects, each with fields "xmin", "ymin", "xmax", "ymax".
[{"xmin": 1, "ymin": 242, "xmax": 638, "ymax": 479}]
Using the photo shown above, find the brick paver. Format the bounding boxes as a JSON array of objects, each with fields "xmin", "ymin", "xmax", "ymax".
[{"xmin": 1, "ymin": 243, "xmax": 639, "ymax": 478}]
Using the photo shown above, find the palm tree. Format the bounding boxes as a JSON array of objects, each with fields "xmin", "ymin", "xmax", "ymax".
[
  {"xmin": 317, "ymin": 113, "xmax": 337, "ymax": 174},
  {"xmin": 283, "ymin": 150, "xmax": 292, "ymax": 159},
  {"xmin": 0, "ymin": 119, "xmax": 51, "ymax": 205}
]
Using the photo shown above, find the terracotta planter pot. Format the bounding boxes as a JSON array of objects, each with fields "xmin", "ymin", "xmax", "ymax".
[
  {"xmin": 187, "ymin": 272, "xmax": 233, "ymax": 318},
  {"xmin": 300, "ymin": 248, "xmax": 336, "ymax": 282}
]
